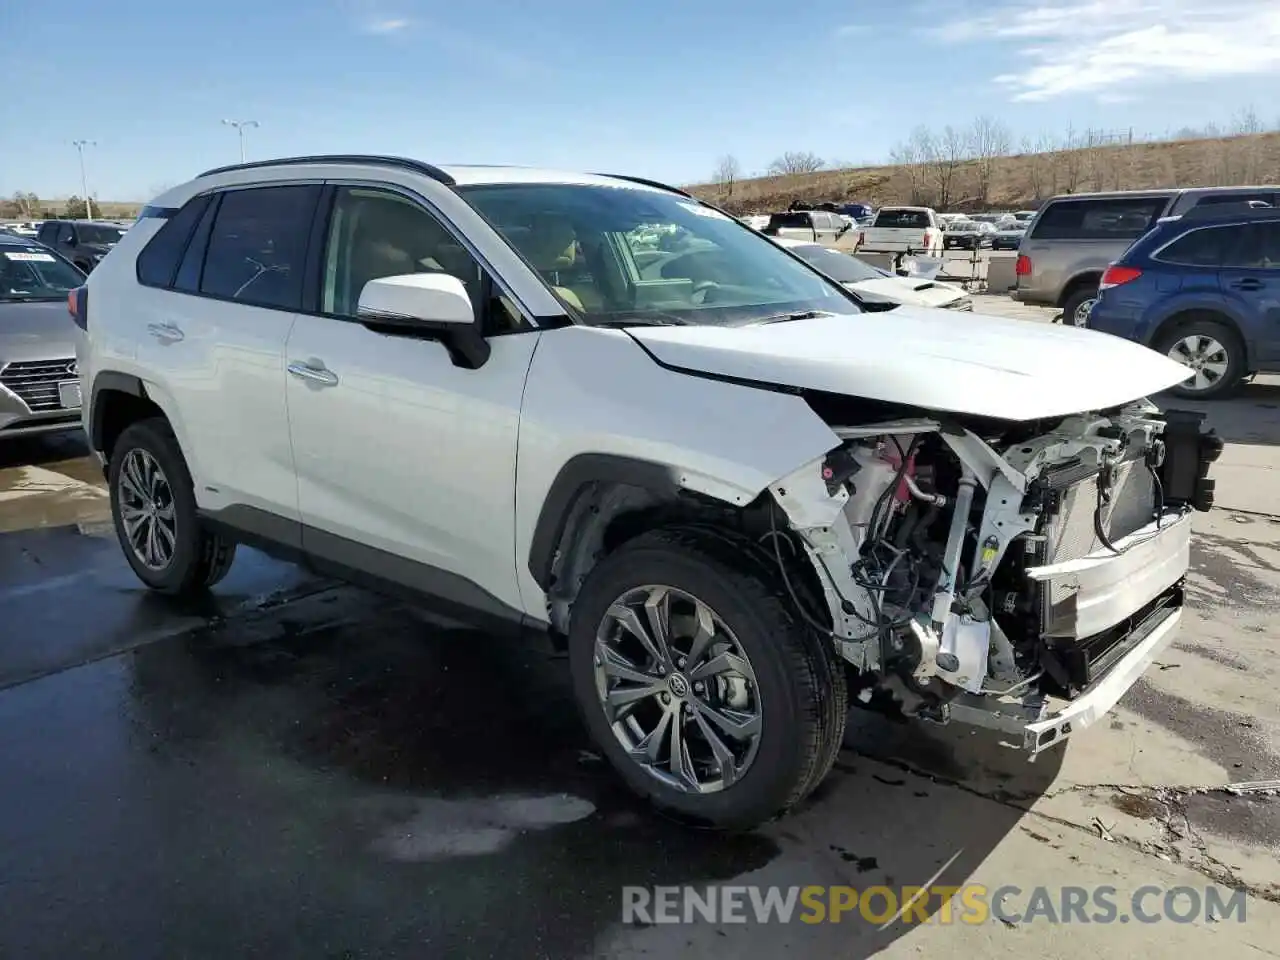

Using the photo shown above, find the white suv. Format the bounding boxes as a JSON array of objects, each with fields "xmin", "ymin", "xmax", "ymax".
[{"xmin": 75, "ymin": 155, "xmax": 1219, "ymax": 829}]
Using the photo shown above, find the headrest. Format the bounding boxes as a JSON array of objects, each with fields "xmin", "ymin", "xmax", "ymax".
[{"xmin": 518, "ymin": 215, "xmax": 578, "ymax": 272}]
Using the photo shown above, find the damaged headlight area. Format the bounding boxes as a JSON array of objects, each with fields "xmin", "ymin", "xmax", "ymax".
[{"xmin": 766, "ymin": 402, "xmax": 1221, "ymax": 753}]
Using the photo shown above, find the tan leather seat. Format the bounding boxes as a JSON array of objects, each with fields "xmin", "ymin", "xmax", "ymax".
[{"xmin": 520, "ymin": 215, "xmax": 604, "ymax": 312}]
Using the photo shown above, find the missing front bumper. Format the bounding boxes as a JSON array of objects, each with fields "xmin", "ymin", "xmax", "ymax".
[{"xmin": 947, "ymin": 590, "xmax": 1183, "ymax": 756}]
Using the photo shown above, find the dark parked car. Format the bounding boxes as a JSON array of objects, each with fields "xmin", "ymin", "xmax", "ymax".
[
  {"xmin": 991, "ymin": 222, "xmax": 1026, "ymax": 251},
  {"xmin": 942, "ymin": 220, "xmax": 996, "ymax": 250},
  {"xmin": 35, "ymin": 219, "xmax": 126, "ymax": 274},
  {"xmin": 1087, "ymin": 202, "xmax": 1280, "ymax": 399}
]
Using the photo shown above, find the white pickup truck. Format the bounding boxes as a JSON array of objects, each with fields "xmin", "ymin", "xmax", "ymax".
[{"xmin": 859, "ymin": 206, "xmax": 944, "ymax": 256}]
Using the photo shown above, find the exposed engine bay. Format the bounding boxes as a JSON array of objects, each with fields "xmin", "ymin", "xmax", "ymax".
[{"xmin": 767, "ymin": 400, "xmax": 1222, "ymax": 753}]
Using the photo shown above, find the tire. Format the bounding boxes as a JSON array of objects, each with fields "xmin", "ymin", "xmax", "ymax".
[
  {"xmin": 568, "ymin": 527, "xmax": 848, "ymax": 830},
  {"xmin": 1154, "ymin": 318, "xmax": 1245, "ymax": 400},
  {"xmin": 108, "ymin": 417, "xmax": 237, "ymax": 595},
  {"xmin": 1062, "ymin": 285, "xmax": 1099, "ymax": 327}
]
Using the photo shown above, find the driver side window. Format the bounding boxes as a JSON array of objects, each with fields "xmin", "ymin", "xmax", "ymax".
[{"xmin": 321, "ymin": 186, "xmax": 526, "ymax": 334}]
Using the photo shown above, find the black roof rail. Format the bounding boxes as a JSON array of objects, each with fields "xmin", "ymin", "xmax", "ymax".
[
  {"xmin": 593, "ymin": 173, "xmax": 692, "ymax": 198},
  {"xmin": 1178, "ymin": 199, "xmax": 1277, "ymax": 222},
  {"xmin": 197, "ymin": 154, "xmax": 456, "ymax": 186}
]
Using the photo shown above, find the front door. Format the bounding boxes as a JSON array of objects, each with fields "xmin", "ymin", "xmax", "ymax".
[
  {"xmin": 1220, "ymin": 221, "xmax": 1280, "ymax": 363},
  {"xmin": 284, "ymin": 184, "xmax": 538, "ymax": 616}
]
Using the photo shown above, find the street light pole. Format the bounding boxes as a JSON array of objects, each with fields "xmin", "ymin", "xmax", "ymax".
[
  {"xmin": 72, "ymin": 139, "xmax": 97, "ymax": 219},
  {"xmin": 221, "ymin": 119, "xmax": 260, "ymax": 163}
]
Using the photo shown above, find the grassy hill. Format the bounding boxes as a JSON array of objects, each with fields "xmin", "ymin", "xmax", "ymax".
[{"xmin": 688, "ymin": 131, "xmax": 1280, "ymax": 214}]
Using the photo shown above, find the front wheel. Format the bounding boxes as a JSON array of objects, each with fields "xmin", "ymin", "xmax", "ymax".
[
  {"xmin": 568, "ymin": 528, "xmax": 847, "ymax": 830},
  {"xmin": 108, "ymin": 417, "xmax": 237, "ymax": 595}
]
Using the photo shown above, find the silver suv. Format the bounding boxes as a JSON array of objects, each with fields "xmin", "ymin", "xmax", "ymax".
[{"xmin": 1014, "ymin": 185, "xmax": 1280, "ymax": 325}]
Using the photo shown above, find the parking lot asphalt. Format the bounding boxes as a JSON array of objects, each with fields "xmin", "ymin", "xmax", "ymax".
[{"xmin": 2, "ymin": 307, "xmax": 1278, "ymax": 958}]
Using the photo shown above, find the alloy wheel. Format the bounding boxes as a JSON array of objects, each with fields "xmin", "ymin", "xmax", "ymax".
[
  {"xmin": 592, "ymin": 585, "xmax": 762, "ymax": 794},
  {"xmin": 117, "ymin": 448, "xmax": 178, "ymax": 571},
  {"xmin": 1167, "ymin": 334, "xmax": 1229, "ymax": 394},
  {"xmin": 1072, "ymin": 297, "xmax": 1096, "ymax": 326}
]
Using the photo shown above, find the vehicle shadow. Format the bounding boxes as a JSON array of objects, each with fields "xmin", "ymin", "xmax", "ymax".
[
  {"xmin": 118, "ymin": 601, "xmax": 1059, "ymax": 958},
  {"xmin": 0, "ymin": 430, "xmax": 89, "ymax": 470},
  {"xmin": 1155, "ymin": 377, "xmax": 1280, "ymax": 446}
]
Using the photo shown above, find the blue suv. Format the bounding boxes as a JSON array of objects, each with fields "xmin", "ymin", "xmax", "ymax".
[{"xmin": 1087, "ymin": 202, "xmax": 1280, "ymax": 399}]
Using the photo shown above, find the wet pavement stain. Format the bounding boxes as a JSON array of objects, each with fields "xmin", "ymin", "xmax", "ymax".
[
  {"xmin": 1126, "ymin": 680, "xmax": 1278, "ymax": 781},
  {"xmin": 1177, "ymin": 641, "xmax": 1253, "ymax": 672},
  {"xmin": 58, "ymin": 602, "xmax": 785, "ymax": 959},
  {"xmin": 829, "ymin": 845, "xmax": 879, "ymax": 872},
  {"xmin": 1110, "ymin": 792, "xmax": 1167, "ymax": 820},
  {"xmin": 1187, "ymin": 532, "xmax": 1280, "ymax": 613}
]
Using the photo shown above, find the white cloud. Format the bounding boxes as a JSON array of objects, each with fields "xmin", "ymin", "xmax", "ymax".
[
  {"xmin": 362, "ymin": 17, "xmax": 410, "ymax": 33},
  {"xmin": 926, "ymin": 0, "xmax": 1280, "ymax": 101},
  {"xmin": 834, "ymin": 23, "xmax": 869, "ymax": 38}
]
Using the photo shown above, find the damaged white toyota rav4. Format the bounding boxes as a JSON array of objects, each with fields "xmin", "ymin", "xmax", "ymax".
[{"xmin": 75, "ymin": 156, "xmax": 1221, "ymax": 829}]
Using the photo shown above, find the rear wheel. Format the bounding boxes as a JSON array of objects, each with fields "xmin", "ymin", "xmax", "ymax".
[
  {"xmin": 1155, "ymin": 318, "xmax": 1245, "ymax": 399},
  {"xmin": 568, "ymin": 528, "xmax": 847, "ymax": 830},
  {"xmin": 109, "ymin": 418, "xmax": 237, "ymax": 595},
  {"xmin": 1062, "ymin": 285, "xmax": 1098, "ymax": 327}
]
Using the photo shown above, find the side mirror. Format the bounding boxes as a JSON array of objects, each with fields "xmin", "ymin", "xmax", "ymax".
[
  {"xmin": 357, "ymin": 273, "xmax": 490, "ymax": 369},
  {"xmin": 64, "ymin": 235, "xmax": 77, "ymax": 247}
]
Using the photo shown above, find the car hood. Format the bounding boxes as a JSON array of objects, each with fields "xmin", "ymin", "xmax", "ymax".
[
  {"xmin": 628, "ymin": 307, "xmax": 1192, "ymax": 421},
  {"xmin": 0, "ymin": 299, "xmax": 79, "ymax": 362},
  {"xmin": 847, "ymin": 277, "xmax": 965, "ymax": 308}
]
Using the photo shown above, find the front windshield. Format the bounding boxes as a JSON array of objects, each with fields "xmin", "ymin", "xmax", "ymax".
[
  {"xmin": 0, "ymin": 246, "xmax": 84, "ymax": 300},
  {"xmin": 788, "ymin": 244, "xmax": 887, "ymax": 283},
  {"xmin": 457, "ymin": 183, "xmax": 857, "ymax": 326},
  {"xmin": 80, "ymin": 225, "xmax": 124, "ymax": 244}
]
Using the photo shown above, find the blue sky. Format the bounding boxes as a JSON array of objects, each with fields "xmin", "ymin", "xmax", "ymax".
[{"xmin": 3, "ymin": 0, "xmax": 1278, "ymax": 201}]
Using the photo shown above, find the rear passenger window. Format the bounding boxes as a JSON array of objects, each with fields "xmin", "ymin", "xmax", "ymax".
[
  {"xmin": 199, "ymin": 185, "xmax": 319, "ymax": 310},
  {"xmin": 1225, "ymin": 223, "xmax": 1280, "ymax": 270},
  {"xmin": 1030, "ymin": 198, "xmax": 1167, "ymax": 240},
  {"xmin": 1156, "ymin": 226, "xmax": 1235, "ymax": 266},
  {"xmin": 135, "ymin": 195, "xmax": 212, "ymax": 288}
]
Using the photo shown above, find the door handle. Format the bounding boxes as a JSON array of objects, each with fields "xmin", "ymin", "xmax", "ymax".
[
  {"xmin": 146, "ymin": 322, "xmax": 184, "ymax": 342},
  {"xmin": 287, "ymin": 361, "xmax": 339, "ymax": 387},
  {"xmin": 1229, "ymin": 278, "xmax": 1264, "ymax": 291}
]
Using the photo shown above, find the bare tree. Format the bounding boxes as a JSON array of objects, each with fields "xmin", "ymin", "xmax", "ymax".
[
  {"xmin": 968, "ymin": 115, "xmax": 1011, "ymax": 206},
  {"xmin": 712, "ymin": 155, "xmax": 740, "ymax": 200},
  {"xmin": 767, "ymin": 151, "xmax": 825, "ymax": 176},
  {"xmin": 1022, "ymin": 132, "xmax": 1059, "ymax": 200},
  {"xmin": 1057, "ymin": 124, "xmax": 1087, "ymax": 194},
  {"xmin": 888, "ymin": 135, "xmax": 927, "ymax": 204},
  {"xmin": 920, "ymin": 124, "xmax": 965, "ymax": 209},
  {"xmin": 11, "ymin": 191, "xmax": 39, "ymax": 218}
]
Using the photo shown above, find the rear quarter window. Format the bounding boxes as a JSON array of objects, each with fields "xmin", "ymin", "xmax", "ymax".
[
  {"xmin": 135, "ymin": 195, "xmax": 213, "ymax": 288},
  {"xmin": 1030, "ymin": 197, "xmax": 1168, "ymax": 240},
  {"xmin": 1153, "ymin": 225, "xmax": 1238, "ymax": 266}
]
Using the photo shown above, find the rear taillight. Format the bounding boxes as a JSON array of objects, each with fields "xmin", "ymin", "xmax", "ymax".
[
  {"xmin": 68, "ymin": 286, "xmax": 88, "ymax": 331},
  {"xmin": 1015, "ymin": 254, "xmax": 1032, "ymax": 275},
  {"xmin": 1099, "ymin": 265, "xmax": 1143, "ymax": 290}
]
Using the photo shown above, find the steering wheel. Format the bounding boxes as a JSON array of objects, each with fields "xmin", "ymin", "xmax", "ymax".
[{"xmin": 692, "ymin": 280, "xmax": 720, "ymax": 304}]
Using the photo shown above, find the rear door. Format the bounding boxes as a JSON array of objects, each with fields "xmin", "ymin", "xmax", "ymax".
[
  {"xmin": 1219, "ymin": 221, "xmax": 1280, "ymax": 362},
  {"xmin": 134, "ymin": 183, "xmax": 319, "ymax": 524}
]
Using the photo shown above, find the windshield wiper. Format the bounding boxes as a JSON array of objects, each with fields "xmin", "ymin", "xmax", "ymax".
[
  {"xmin": 751, "ymin": 310, "xmax": 833, "ymax": 325},
  {"xmin": 592, "ymin": 314, "xmax": 690, "ymax": 328}
]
